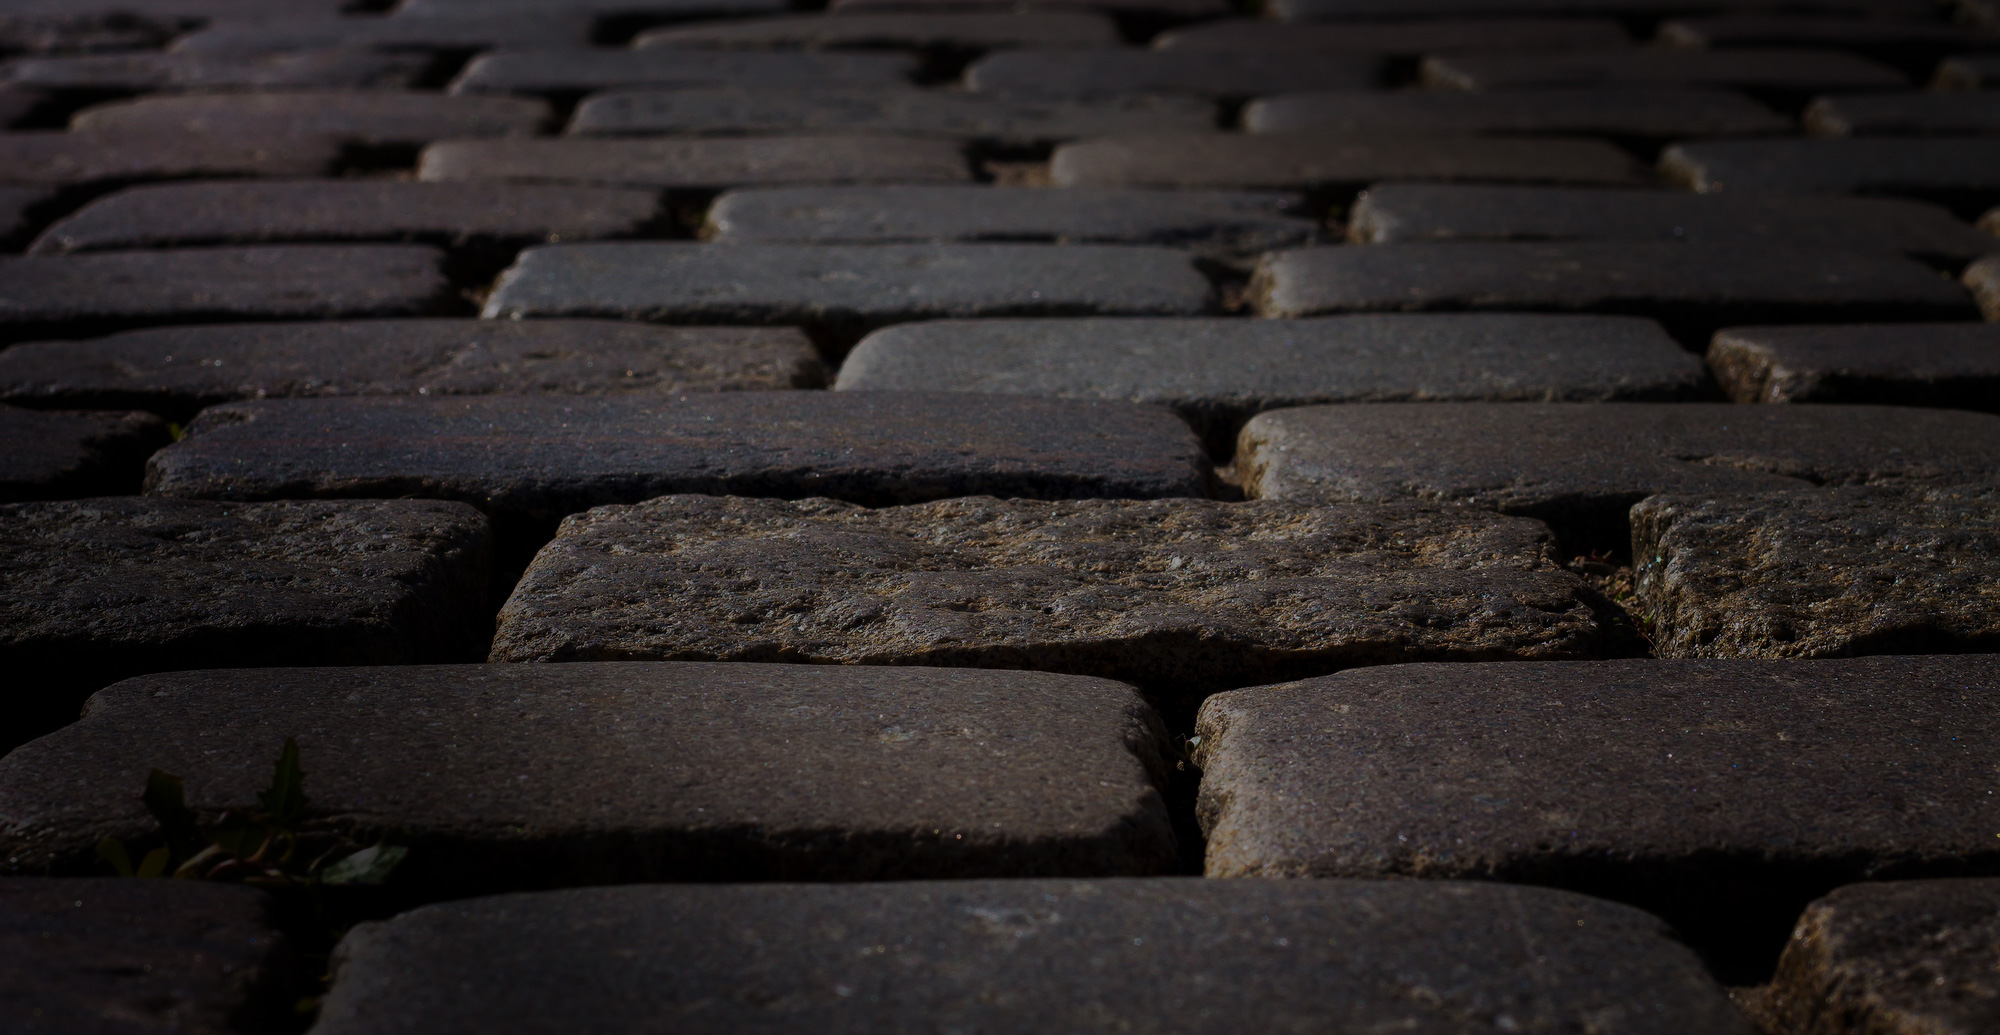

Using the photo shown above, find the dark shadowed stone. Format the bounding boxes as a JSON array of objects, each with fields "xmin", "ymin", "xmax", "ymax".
[
  {"xmin": 1656, "ymin": 16, "xmax": 2000, "ymax": 68},
  {"xmin": 1237, "ymin": 402, "xmax": 2000, "ymax": 553},
  {"xmin": 832, "ymin": 0, "xmax": 1230, "ymax": 16},
  {"xmin": 1708, "ymin": 322, "xmax": 2000, "ymax": 408},
  {"xmin": 27, "ymin": 180, "xmax": 660, "ymax": 254},
  {"xmin": 1246, "ymin": 89, "xmax": 1789, "ymax": 138},
  {"xmin": 1661, "ymin": 138, "xmax": 2000, "ymax": 200},
  {"xmin": 1935, "ymin": 53, "xmax": 2000, "ymax": 89},
  {"xmin": 1633, "ymin": 484, "xmax": 2000, "ymax": 657},
  {"xmin": 1423, "ymin": 48, "xmax": 1906, "ymax": 92},
  {"xmin": 0, "ymin": 663, "xmax": 1175, "ymax": 886},
  {"xmin": 1154, "ymin": 16, "xmax": 1631, "ymax": 52},
  {"xmin": 1763, "ymin": 879, "xmax": 2000, "ymax": 1035},
  {"xmin": 0, "ymin": 497, "xmax": 492, "ymax": 748},
  {"xmin": 965, "ymin": 50, "xmax": 1381, "ymax": 97},
  {"xmin": 1050, "ymin": 133, "xmax": 1645, "ymax": 189},
  {"xmin": 0, "ymin": 879, "xmax": 292, "ymax": 1035},
  {"xmin": 633, "ymin": 11, "xmax": 1121, "ymax": 49},
  {"xmin": 0, "ymin": 246, "xmax": 451, "ymax": 344},
  {"xmin": 0, "ymin": 187, "xmax": 50, "ymax": 247},
  {"xmin": 449, "ymin": 49, "xmax": 917, "ymax": 95},
  {"xmin": 0, "ymin": 406, "xmax": 167, "ymax": 502},
  {"xmin": 4, "ymin": 49, "xmax": 429, "ymax": 92},
  {"xmin": 0, "ymin": 130, "xmax": 343, "ymax": 187},
  {"xmin": 168, "ymin": 14, "xmax": 595, "ymax": 53},
  {"xmin": 568, "ymin": 89, "xmax": 1214, "ymax": 143},
  {"xmin": 1346, "ymin": 184, "xmax": 1996, "ymax": 260},
  {"xmin": 1968, "ymin": 253, "xmax": 2000, "ymax": 319},
  {"xmin": 1805, "ymin": 93, "xmax": 2000, "ymax": 136},
  {"xmin": 488, "ymin": 494, "xmax": 1634, "ymax": 706},
  {"xmin": 1192, "ymin": 655, "xmax": 2000, "ymax": 983},
  {"xmin": 836, "ymin": 314, "xmax": 1707, "ymax": 456},
  {"xmin": 1982, "ymin": 205, "xmax": 1999, "ymax": 233},
  {"xmin": 704, "ymin": 185, "xmax": 1312, "ymax": 253},
  {"xmin": 1270, "ymin": 0, "xmax": 1937, "ymax": 18},
  {"xmin": 0, "ymin": 321, "xmax": 824, "ymax": 421},
  {"xmin": 70, "ymin": 92, "xmax": 552, "ymax": 146},
  {"xmin": 418, "ymin": 136, "xmax": 968, "ymax": 189},
  {"xmin": 0, "ymin": 0, "xmax": 343, "ymax": 54},
  {"xmin": 305, "ymin": 880, "xmax": 1749, "ymax": 1035},
  {"xmin": 402, "ymin": 0, "xmax": 783, "ymax": 14},
  {"xmin": 0, "ymin": 89, "xmax": 40, "ymax": 128}
]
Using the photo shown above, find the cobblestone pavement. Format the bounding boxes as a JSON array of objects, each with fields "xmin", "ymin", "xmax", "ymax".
[{"xmin": 1, "ymin": 0, "xmax": 1997, "ymax": 1032}]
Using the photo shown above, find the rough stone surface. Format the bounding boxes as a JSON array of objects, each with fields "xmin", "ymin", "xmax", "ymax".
[
  {"xmin": 1661, "ymin": 138, "xmax": 2000, "ymax": 198},
  {"xmin": 3, "ymin": 49, "xmax": 429, "ymax": 91},
  {"xmin": 1271, "ymin": 0, "xmax": 1936, "ymax": 17},
  {"xmin": 0, "ymin": 320, "xmax": 824, "ymax": 420},
  {"xmin": 1237, "ymin": 402, "xmax": 2000, "ymax": 553},
  {"xmin": 1764, "ymin": 879, "xmax": 2000, "ymax": 1035},
  {"xmin": 1155, "ymin": 16, "xmax": 1632, "ymax": 52},
  {"xmin": 1805, "ymin": 93, "xmax": 2000, "ymax": 137},
  {"xmin": 1656, "ymin": 14, "xmax": 2000, "ymax": 55},
  {"xmin": 1633, "ymin": 484, "xmax": 2000, "ymax": 658},
  {"xmin": 1051, "ymin": 133, "xmax": 1645, "ymax": 189},
  {"xmin": 1192, "ymin": 655, "xmax": 2000, "ymax": 982},
  {"xmin": 450, "ymin": 49, "xmax": 917, "ymax": 95},
  {"xmin": 1346, "ymin": 184, "xmax": 1996, "ymax": 259},
  {"xmin": 0, "ymin": 130, "xmax": 343, "ymax": 187},
  {"xmin": 0, "ymin": 497, "xmax": 492, "ymax": 748},
  {"xmin": 965, "ymin": 50, "xmax": 1381, "ymax": 97},
  {"xmin": 306, "ymin": 880, "xmax": 1750, "ymax": 1035},
  {"xmin": 418, "ymin": 136, "xmax": 968, "ymax": 189},
  {"xmin": 0, "ymin": 879, "xmax": 292, "ymax": 1035},
  {"xmin": 0, "ymin": 663, "xmax": 1176, "ymax": 886},
  {"xmin": 1935, "ymin": 53, "xmax": 2000, "ymax": 89},
  {"xmin": 489, "ymin": 495, "xmax": 1634, "ymax": 703},
  {"xmin": 1708, "ymin": 322, "xmax": 2000, "ymax": 408},
  {"xmin": 704, "ymin": 185, "xmax": 1313, "ymax": 252},
  {"xmin": 1966, "ymin": 253, "xmax": 2000, "ymax": 320},
  {"xmin": 27, "ymin": 180, "xmax": 661, "ymax": 254},
  {"xmin": 833, "ymin": 0, "xmax": 1229, "ymax": 15},
  {"xmin": 1422, "ymin": 48, "xmax": 1907, "ymax": 91},
  {"xmin": 0, "ymin": 407, "xmax": 168, "ymax": 502},
  {"xmin": 70, "ymin": 92, "xmax": 552, "ymax": 146},
  {"xmin": 569, "ymin": 88, "xmax": 1214, "ymax": 143},
  {"xmin": 633, "ymin": 11, "xmax": 1121, "ymax": 49},
  {"xmin": 168, "ymin": 14, "xmax": 595, "ymax": 54},
  {"xmin": 1247, "ymin": 89, "xmax": 1789, "ymax": 138},
  {"xmin": 403, "ymin": 0, "xmax": 783, "ymax": 14}
]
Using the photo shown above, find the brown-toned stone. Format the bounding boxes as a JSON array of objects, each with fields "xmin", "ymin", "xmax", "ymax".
[
  {"xmin": 418, "ymin": 136, "xmax": 968, "ymax": 189},
  {"xmin": 633, "ymin": 11, "xmax": 1120, "ymax": 49},
  {"xmin": 1246, "ymin": 88, "xmax": 1789, "ymax": 138},
  {"xmin": 0, "ymin": 130, "xmax": 342, "ymax": 188},
  {"xmin": 0, "ymin": 406, "xmax": 167, "ymax": 502},
  {"xmin": 4, "ymin": 49, "xmax": 429, "ymax": 92},
  {"xmin": 1050, "ymin": 133, "xmax": 1645, "ymax": 190},
  {"xmin": 70, "ymin": 92, "xmax": 552, "ymax": 146},
  {"xmin": 965, "ymin": 49, "xmax": 1382, "ymax": 97},
  {"xmin": 1707, "ymin": 322, "xmax": 2000, "ymax": 408},
  {"xmin": 1422, "ymin": 47, "xmax": 1906, "ymax": 92},
  {"xmin": 1805, "ymin": 92, "xmax": 2000, "ymax": 136},
  {"xmin": 568, "ymin": 88, "xmax": 1214, "ymax": 144},
  {"xmin": 1967, "ymin": 252, "xmax": 2000, "ymax": 319},
  {"xmin": 1764, "ymin": 879, "xmax": 2000, "ymax": 1035},
  {"xmin": 1934, "ymin": 53, "xmax": 2000, "ymax": 89}
]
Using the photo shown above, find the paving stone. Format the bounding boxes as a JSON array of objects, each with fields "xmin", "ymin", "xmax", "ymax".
[
  {"xmin": 0, "ymin": 497, "xmax": 492, "ymax": 748},
  {"xmin": 27, "ymin": 180, "xmax": 660, "ymax": 254},
  {"xmin": 568, "ymin": 88, "xmax": 1214, "ymax": 143},
  {"xmin": 1708, "ymin": 322, "xmax": 2000, "ymax": 408},
  {"xmin": 1661, "ymin": 138, "xmax": 2000, "ymax": 201},
  {"xmin": 0, "ymin": 879, "xmax": 292, "ymax": 1035},
  {"xmin": 1805, "ymin": 92, "xmax": 2000, "ymax": 136},
  {"xmin": 449, "ymin": 49, "xmax": 918, "ymax": 95},
  {"xmin": 0, "ymin": 0, "xmax": 343, "ymax": 55},
  {"xmin": 1271, "ymin": 0, "xmax": 1938, "ymax": 20},
  {"xmin": 1236, "ymin": 402, "xmax": 2000, "ymax": 552},
  {"xmin": 0, "ymin": 130, "xmax": 343, "ymax": 188},
  {"xmin": 703, "ymin": 185, "xmax": 1313, "ymax": 253},
  {"xmin": 1154, "ymin": 16, "xmax": 1632, "ymax": 52},
  {"xmin": 0, "ymin": 662, "xmax": 1176, "ymax": 885},
  {"xmin": 1423, "ymin": 48, "xmax": 1907, "ymax": 92},
  {"xmin": 832, "ymin": 0, "xmax": 1230, "ymax": 16},
  {"xmin": 1982, "ymin": 205, "xmax": 2000, "ymax": 233},
  {"xmin": 1657, "ymin": 15, "xmax": 2000, "ymax": 60},
  {"xmin": 2, "ymin": 49, "xmax": 430, "ymax": 92},
  {"xmin": 0, "ymin": 406, "xmax": 167, "ymax": 502},
  {"xmin": 1969, "ymin": 253, "xmax": 2000, "ymax": 319},
  {"xmin": 168, "ymin": 14, "xmax": 595, "ymax": 54},
  {"xmin": 0, "ymin": 246, "xmax": 451, "ymax": 344},
  {"xmin": 1246, "ymin": 89, "xmax": 1790, "ymax": 138},
  {"xmin": 1934, "ymin": 53, "xmax": 2000, "ymax": 89},
  {"xmin": 488, "ymin": 495, "xmax": 1634, "ymax": 705},
  {"xmin": 965, "ymin": 49, "xmax": 1382, "ymax": 98},
  {"xmin": 837, "ymin": 314, "xmax": 1708, "ymax": 455},
  {"xmin": 1191, "ymin": 654, "xmax": 2000, "ymax": 982},
  {"xmin": 0, "ymin": 321, "xmax": 824, "ymax": 420},
  {"xmin": 305, "ymin": 880, "xmax": 1749, "ymax": 1035},
  {"xmin": 418, "ymin": 136, "xmax": 968, "ymax": 189},
  {"xmin": 632, "ymin": 11, "xmax": 1121, "ymax": 50},
  {"xmin": 0, "ymin": 186, "xmax": 50, "ymax": 247},
  {"xmin": 1050, "ymin": 133, "xmax": 1646, "ymax": 190},
  {"xmin": 70, "ymin": 92, "xmax": 553, "ymax": 147},
  {"xmin": 1763, "ymin": 879, "xmax": 2000, "ymax": 1035},
  {"xmin": 1346, "ymin": 184, "xmax": 1997, "ymax": 260},
  {"xmin": 400, "ymin": 0, "xmax": 783, "ymax": 15}
]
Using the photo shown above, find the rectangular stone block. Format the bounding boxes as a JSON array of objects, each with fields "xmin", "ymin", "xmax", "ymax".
[
  {"xmin": 417, "ymin": 136, "xmax": 968, "ymax": 190},
  {"xmin": 1193, "ymin": 655, "xmax": 2000, "ymax": 982},
  {"xmin": 836, "ymin": 314, "xmax": 1708, "ymax": 456},
  {"xmin": 0, "ymin": 320, "xmax": 824, "ymax": 420},
  {"xmin": 1764, "ymin": 879, "xmax": 2000, "ymax": 1035},
  {"xmin": 1236, "ymin": 401, "xmax": 2000, "ymax": 553},
  {"xmin": 0, "ymin": 497, "xmax": 491, "ymax": 748},
  {"xmin": 1050, "ymin": 133, "xmax": 1646, "ymax": 190},
  {"xmin": 4, "ymin": 49, "xmax": 429, "ymax": 91},
  {"xmin": 0, "ymin": 662, "xmax": 1176, "ymax": 886},
  {"xmin": 0, "ymin": 406, "xmax": 167, "ymax": 502},
  {"xmin": 1805, "ymin": 92, "xmax": 2000, "ymax": 136},
  {"xmin": 1422, "ymin": 48, "xmax": 1907, "ymax": 92},
  {"xmin": 1154, "ymin": 16, "xmax": 1632, "ymax": 52},
  {"xmin": 1708, "ymin": 322, "xmax": 2000, "ymax": 408},
  {"xmin": 965, "ymin": 50, "xmax": 1382, "ymax": 97},
  {"xmin": 402, "ymin": 0, "xmax": 782, "ymax": 14},
  {"xmin": 305, "ymin": 880, "xmax": 1750, "ymax": 1035},
  {"xmin": 1968, "ymin": 253, "xmax": 2000, "ymax": 320},
  {"xmin": 1661, "ymin": 138, "xmax": 2000, "ymax": 200},
  {"xmin": 1246, "ymin": 89, "xmax": 1790, "ymax": 139},
  {"xmin": 1346, "ymin": 184, "xmax": 1997, "ymax": 260},
  {"xmin": 168, "ymin": 14, "xmax": 594, "ymax": 53},
  {"xmin": 633, "ymin": 11, "xmax": 1121, "ymax": 49},
  {"xmin": 833, "ymin": 0, "xmax": 1229, "ymax": 15},
  {"xmin": 0, "ymin": 130, "xmax": 342, "ymax": 187},
  {"xmin": 1657, "ymin": 15, "xmax": 2000, "ymax": 59},
  {"xmin": 70, "ymin": 92, "xmax": 552, "ymax": 146},
  {"xmin": 449, "ymin": 49, "xmax": 917, "ymax": 95},
  {"xmin": 567, "ymin": 88, "xmax": 1215, "ymax": 144},
  {"xmin": 1934, "ymin": 53, "xmax": 2000, "ymax": 89},
  {"xmin": 1271, "ymin": 0, "xmax": 1935, "ymax": 18},
  {"xmin": 703, "ymin": 185, "xmax": 1315, "ymax": 253}
]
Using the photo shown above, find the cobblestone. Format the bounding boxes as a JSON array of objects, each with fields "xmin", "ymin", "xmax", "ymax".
[
  {"xmin": 418, "ymin": 135, "xmax": 967, "ymax": 189},
  {"xmin": 1764, "ymin": 880, "xmax": 2000, "ymax": 1035},
  {"xmin": 1154, "ymin": 16, "xmax": 1632, "ymax": 51},
  {"xmin": 1934, "ymin": 53, "xmax": 2000, "ymax": 89},
  {"xmin": 1051, "ymin": 133, "xmax": 1645, "ymax": 190},
  {"xmin": 1422, "ymin": 48, "xmax": 1907, "ymax": 92},
  {"xmin": 1247, "ymin": 88, "xmax": 1788, "ymax": 138},
  {"xmin": 632, "ymin": 11, "xmax": 1121, "ymax": 49},
  {"xmin": 1708, "ymin": 322, "xmax": 2000, "ymax": 408},
  {"xmin": 965, "ymin": 50, "xmax": 1382, "ymax": 97},
  {"xmin": 70, "ymin": 92, "xmax": 552, "ymax": 146},
  {"xmin": 169, "ymin": 14, "xmax": 595, "ymax": 54},
  {"xmin": 450, "ymin": 49, "xmax": 917, "ymax": 95},
  {"xmin": 4, "ymin": 49, "xmax": 429, "ymax": 91},
  {"xmin": 0, "ymin": 406, "xmax": 166, "ymax": 502},
  {"xmin": 1804, "ymin": 92, "xmax": 2000, "ymax": 136},
  {"xmin": 0, "ymin": 130, "xmax": 343, "ymax": 187},
  {"xmin": 569, "ymin": 88, "xmax": 1213, "ymax": 143},
  {"xmin": 1662, "ymin": 138, "xmax": 2000, "ymax": 200},
  {"xmin": 1966, "ymin": 253, "xmax": 2000, "ymax": 319}
]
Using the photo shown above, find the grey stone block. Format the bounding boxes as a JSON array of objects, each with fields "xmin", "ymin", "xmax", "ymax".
[
  {"xmin": 1661, "ymin": 138, "xmax": 2000, "ymax": 199},
  {"xmin": 1969, "ymin": 252, "xmax": 2000, "ymax": 319},
  {"xmin": 1934, "ymin": 53, "xmax": 2000, "ymax": 89},
  {"xmin": 0, "ymin": 662, "xmax": 1176, "ymax": 886},
  {"xmin": 1658, "ymin": 15, "xmax": 2000, "ymax": 61},
  {"xmin": 633, "ymin": 11, "xmax": 1121, "ymax": 50},
  {"xmin": 1193, "ymin": 655, "xmax": 2000, "ymax": 982},
  {"xmin": 1708, "ymin": 322, "xmax": 2000, "ymax": 408},
  {"xmin": 568, "ymin": 88, "xmax": 1215, "ymax": 144},
  {"xmin": 1154, "ymin": 16, "xmax": 1632, "ymax": 52},
  {"xmin": 449, "ymin": 49, "xmax": 917, "ymax": 95},
  {"xmin": 832, "ymin": 0, "xmax": 1229, "ymax": 16},
  {"xmin": 306, "ymin": 880, "xmax": 1749, "ymax": 1035},
  {"xmin": 0, "ymin": 406, "xmax": 167, "ymax": 502},
  {"xmin": 168, "ymin": 14, "xmax": 595, "ymax": 54},
  {"xmin": 1764, "ymin": 879, "xmax": 2000, "ymax": 1035},
  {"xmin": 1805, "ymin": 92, "xmax": 2000, "ymax": 136},
  {"xmin": 966, "ymin": 49, "xmax": 1382, "ymax": 97},
  {"xmin": 3, "ymin": 49, "xmax": 430, "ymax": 92},
  {"xmin": 70, "ymin": 92, "xmax": 552, "ymax": 146},
  {"xmin": 1247, "ymin": 89, "xmax": 1790, "ymax": 138},
  {"xmin": 418, "ymin": 136, "xmax": 968, "ymax": 189},
  {"xmin": 402, "ymin": 0, "xmax": 782, "ymax": 15},
  {"xmin": 1423, "ymin": 48, "xmax": 1907, "ymax": 92},
  {"xmin": 0, "ymin": 130, "xmax": 343, "ymax": 187},
  {"xmin": 1051, "ymin": 133, "xmax": 1645, "ymax": 190},
  {"xmin": 1270, "ymin": 0, "xmax": 1935, "ymax": 18}
]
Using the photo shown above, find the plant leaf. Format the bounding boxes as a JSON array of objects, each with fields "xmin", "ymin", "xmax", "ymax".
[
  {"xmin": 142, "ymin": 769, "xmax": 202, "ymax": 859},
  {"xmin": 173, "ymin": 843, "xmax": 228, "ymax": 880},
  {"xmin": 205, "ymin": 819, "xmax": 269, "ymax": 859},
  {"xmin": 134, "ymin": 846, "xmax": 172, "ymax": 879},
  {"xmin": 318, "ymin": 844, "xmax": 408, "ymax": 887},
  {"xmin": 258, "ymin": 738, "xmax": 308, "ymax": 830},
  {"xmin": 95, "ymin": 837, "xmax": 134, "ymax": 877}
]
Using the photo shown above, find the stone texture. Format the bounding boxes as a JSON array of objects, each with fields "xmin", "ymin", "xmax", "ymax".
[
  {"xmin": 306, "ymin": 880, "xmax": 1750, "ymax": 1035},
  {"xmin": 1934, "ymin": 53, "xmax": 2000, "ymax": 89},
  {"xmin": 0, "ymin": 497, "xmax": 492, "ymax": 748},
  {"xmin": 0, "ymin": 879, "xmax": 292, "ymax": 1035},
  {"xmin": 704, "ymin": 185, "xmax": 1313, "ymax": 252},
  {"xmin": 1423, "ymin": 48, "xmax": 1907, "ymax": 92},
  {"xmin": 3, "ymin": 49, "xmax": 429, "ymax": 92},
  {"xmin": 633, "ymin": 11, "xmax": 1121, "ymax": 49},
  {"xmin": 0, "ymin": 130, "xmax": 342, "ymax": 188},
  {"xmin": 1271, "ymin": 0, "xmax": 1936, "ymax": 17},
  {"xmin": 965, "ymin": 50, "xmax": 1382, "ymax": 97},
  {"xmin": 1657, "ymin": 16, "xmax": 2000, "ymax": 65},
  {"xmin": 168, "ymin": 14, "xmax": 595, "ymax": 54},
  {"xmin": 1051, "ymin": 133, "xmax": 1645, "ymax": 189},
  {"xmin": 1236, "ymin": 402, "xmax": 2000, "ymax": 553},
  {"xmin": 1154, "ymin": 16, "xmax": 1632, "ymax": 52},
  {"xmin": 1805, "ymin": 92, "xmax": 2000, "ymax": 136},
  {"xmin": 1633, "ymin": 483, "xmax": 2000, "ymax": 658},
  {"xmin": 1345, "ymin": 184, "xmax": 1996, "ymax": 260},
  {"xmin": 1246, "ymin": 89, "xmax": 1789, "ymax": 138},
  {"xmin": 0, "ymin": 320, "xmax": 824, "ymax": 420},
  {"xmin": 0, "ymin": 246, "xmax": 451, "ymax": 344},
  {"xmin": 1192, "ymin": 655, "xmax": 2000, "ymax": 982},
  {"xmin": 1661, "ymin": 138, "xmax": 2000, "ymax": 199},
  {"xmin": 449, "ymin": 49, "xmax": 917, "ymax": 95},
  {"xmin": 1708, "ymin": 322, "xmax": 2000, "ymax": 408},
  {"xmin": 0, "ymin": 663, "xmax": 1176, "ymax": 886},
  {"xmin": 833, "ymin": 0, "xmax": 1229, "ymax": 15},
  {"xmin": 836, "ymin": 314, "xmax": 1708, "ymax": 455},
  {"xmin": 1969, "ymin": 253, "xmax": 2000, "ymax": 320},
  {"xmin": 568, "ymin": 89, "xmax": 1214, "ymax": 144},
  {"xmin": 418, "ymin": 136, "xmax": 968, "ymax": 190},
  {"xmin": 70, "ymin": 92, "xmax": 552, "ymax": 146},
  {"xmin": 1763, "ymin": 879, "xmax": 2000, "ymax": 1035},
  {"xmin": 0, "ymin": 407, "xmax": 168, "ymax": 502},
  {"xmin": 27, "ymin": 180, "xmax": 660, "ymax": 254},
  {"xmin": 402, "ymin": 0, "xmax": 783, "ymax": 14}
]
